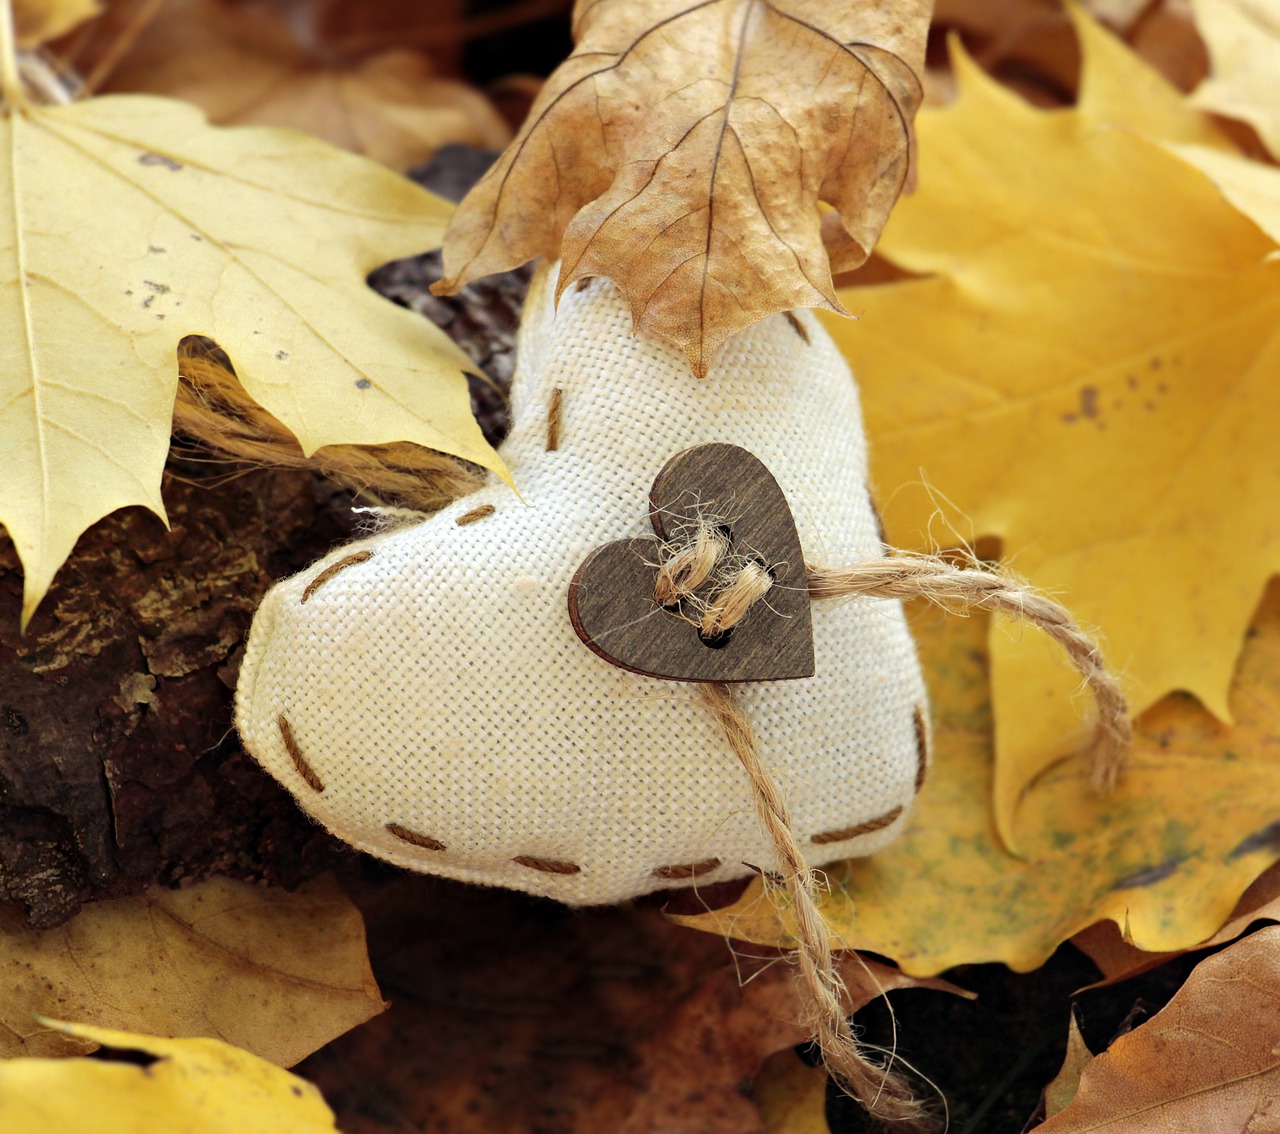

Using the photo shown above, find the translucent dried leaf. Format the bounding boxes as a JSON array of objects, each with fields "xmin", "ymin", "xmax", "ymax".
[
  {"xmin": 1044, "ymin": 1010, "xmax": 1093, "ymax": 1119},
  {"xmin": 436, "ymin": 0, "xmax": 929, "ymax": 375}
]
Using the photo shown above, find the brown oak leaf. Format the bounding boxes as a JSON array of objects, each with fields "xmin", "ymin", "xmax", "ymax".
[
  {"xmin": 435, "ymin": 0, "xmax": 928, "ymax": 375},
  {"xmin": 1036, "ymin": 926, "xmax": 1280, "ymax": 1133}
]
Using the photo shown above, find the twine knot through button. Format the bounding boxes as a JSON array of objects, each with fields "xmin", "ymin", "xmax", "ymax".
[{"xmin": 653, "ymin": 516, "xmax": 779, "ymax": 644}]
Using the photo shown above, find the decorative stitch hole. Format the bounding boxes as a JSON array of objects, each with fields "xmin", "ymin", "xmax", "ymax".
[
  {"xmin": 810, "ymin": 806, "xmax": 904, "ymax": 845},
  {"xmin": 512, "ymin": 854, "xmax": 581, "ymax": 875},
  {"xmin": 913, "ymin": 705, "xmax": 929, "ymax": 792},
  {"xmin": 783, "ymin": 311, "xmax": 810, "ymax": 344},
  {"xmin": 277, "ymin": 714, "xmax": 324, "ymax": 793},
  {"xmin": 301, "ymin": 550, "xmax": 374, "ymax": 604},
  {"xmin": 386, "ymin": 823, "xmax": 446, "ymax": 851},
  {"xmin": 456, "ymin": 505, "xmax": 496, "ymax": 527},
  {"xmin": 652, "ymin": 857, "xmax": 722, "ymax": 881}
]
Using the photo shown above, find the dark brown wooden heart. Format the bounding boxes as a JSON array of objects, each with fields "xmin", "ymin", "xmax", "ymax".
[{"xmin": 568, "ymin": 443, "xmax": 814, "ymax": 682}]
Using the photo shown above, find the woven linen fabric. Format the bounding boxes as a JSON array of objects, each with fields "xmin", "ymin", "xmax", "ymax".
[{"xmin": 236, "ymin": 267, "xmax": 929, "ymax": 905}]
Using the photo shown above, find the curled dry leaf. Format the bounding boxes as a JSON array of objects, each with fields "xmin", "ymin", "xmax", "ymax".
[
  {"xmin": 677, "ymin": 579, "xmax": 1280, "ymax": 976},
  {"xmin": 0, "ymin": 87, "xmax": 504, "ymax": 624},
  {"xmin": 436, "ymin": 0, "xmax": 928, "ymax": 375},
  {"xmin": 831, "ymin": 6, "xmax": 1275, "ymax": 846},
  {"xmin": 0, "ymin": 1021, "xmax": 339, "ymax": 1133},
  {"xmin": 96, "ymin": 0, "xmax": 510, "ymax": 171},
  {"xmin": 1036, "ymin": 925, "xmax": 1280, "ymax": 1133},
  {"xmin": 0, "ymin": 876, "xmax": 383, "ymax": 1066}
]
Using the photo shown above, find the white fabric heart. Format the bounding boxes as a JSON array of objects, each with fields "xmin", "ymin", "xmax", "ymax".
[{"xmin": 235, "ymin": 267, "xmax": 928, "ymax": 905}]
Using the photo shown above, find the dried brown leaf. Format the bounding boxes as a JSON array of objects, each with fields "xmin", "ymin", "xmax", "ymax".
[
  {"xmin": 0, "ymin": 876, "xmax": 384, "ymax": 1066},
  {"xmin": 1037, "ymin": 925, "xmax": 1280, "ymax": 1133},
  {"xmin": 436, "ymin": 0, "xmax": 928, "ymax": 375},
  {"xmin": 95, "ymin": 0, "xmax": 510, "ymax": 170},
  {"xmin": 1043, "ymin": 1010, "xmax": 1094, "ymax": 1120}
]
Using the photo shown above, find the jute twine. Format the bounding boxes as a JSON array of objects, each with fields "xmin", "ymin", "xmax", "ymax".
[
  {"xmin": 700, "ymin": 681, "xmax": 933, "ymax": 1128},
  {"xmin": 655, "ymin": 519, "xmax": 1131, "ymax": 1129}
]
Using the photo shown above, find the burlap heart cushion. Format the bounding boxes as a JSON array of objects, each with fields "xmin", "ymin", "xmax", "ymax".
[{"xmin": 235, "ymin": 267, "xmax": 929, "ymax": 905}]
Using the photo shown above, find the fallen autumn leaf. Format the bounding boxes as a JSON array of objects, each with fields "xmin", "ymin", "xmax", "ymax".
[
  {"xmin": 0, "ymin": 875, "xmax": 383, "ymax": 1066},
  {"xmin": 1035, "ymin": 925, "xmax": 1280, "ymax": 1132},
  {"xmin": 0, "ymin": 1021, "xmax": 340, "ymax": 1133},
  {"xmin": 95, "ymin": 0, "xmax": 511, "ymax": 170},
  {"xmin": 830, "ymin": 5, "xmax": 1280, "ymax": 844},
  {"xmin": 299, "ymin": 874, "xmax": 964, "ymax": 1133},
  {"xmin": 1189, "ymin": 0, "xmax": 1280, "ymax": 159},
  {"xmin": 0, "ymin": 52, "xmax": 504, "ymax": 624},
  {"xmin": 435, "ymin": 0, "xmax": 929, "ymax": 375}
]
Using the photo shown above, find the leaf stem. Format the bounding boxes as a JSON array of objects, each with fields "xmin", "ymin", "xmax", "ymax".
[{"xmin": 0, "ymin": 0, "xmax": 22, "ymax": 111}]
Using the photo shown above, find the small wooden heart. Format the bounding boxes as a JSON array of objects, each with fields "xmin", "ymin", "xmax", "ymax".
[{"xmin": 568, "ymin": 443, "xmax": 814, "ymax": 682}]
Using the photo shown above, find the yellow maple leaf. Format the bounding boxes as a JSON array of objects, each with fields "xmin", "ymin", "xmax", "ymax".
[
  {"xmin": 0, "ymin": 1021, "xmax": 338, "ymax": 1133},
  {"xmin": 435, "ymin": 0, "xmax": 929, "ymax": 376},
  {"xmin": 827, "ymin": 7, "xmax": 1280, "ymax": 842},
  {"xmin": 1189, "ymin": 0, "xmax": 1280, "ymax": 159},
  {"xmin": 0, "ymin": 876, "xmax": 383, "ymax": 1065},
  {"xmin": 676, "ymin": 581, "xmax": 1280, "ymax": 975},
  {"xmin": 0, "ymin": 26, "xmax": 505, "ymax": 626}
]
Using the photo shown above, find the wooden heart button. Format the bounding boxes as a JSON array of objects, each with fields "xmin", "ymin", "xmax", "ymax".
[{"xmin": 568, "ymin": 443, "xmax": 814, "ymax": 682}]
